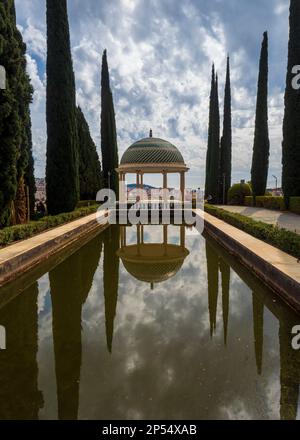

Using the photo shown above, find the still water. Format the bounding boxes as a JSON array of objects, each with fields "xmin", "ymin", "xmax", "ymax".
[{"xmin": 0, "ymin": 224, "xmax": 299, "ymax": 420}]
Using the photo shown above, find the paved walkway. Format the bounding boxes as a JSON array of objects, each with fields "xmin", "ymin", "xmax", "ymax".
[
  {"xmin": 216, "ymin": 206, "xmax": 300, "ymax": 234},
  {"xmin": 0, "ymin": 211, "xmax": 108, "ymax": 286},
  {"xmin": 195, "ymin": 209, "xmax": 300, "ymax": 310}
]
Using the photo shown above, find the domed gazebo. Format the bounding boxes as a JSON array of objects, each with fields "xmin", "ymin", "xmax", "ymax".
[
  {"xmin": 117, "ymin": 225, "xmax": 189, "ymax": 289},
  {"xmin": 117, "ymin": 130, "xmax": 189, "ymax": 201}
]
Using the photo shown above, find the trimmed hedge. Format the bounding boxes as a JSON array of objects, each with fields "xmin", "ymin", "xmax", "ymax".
[
  {"xmin": 0, "ymin": 205, "xmax": 99, "ymax": 247},
  {"xmin": 290, "ymin": 197, "xmax": 300, "ymax": 215},
  {"xmin": 255, "ymin": 196, "xmax": 286, "ymax": 211},
  {"xmin": 77, "ymin": 200, "xmax": 100, "ymax": 208},
  {"xmin": 204, "ymin": 204, "xmax": 300, "ymax": 259},
  {"xmin": 245, "ymin": 196, "xmax": 254, "ymax": 207},
  {"xmin": 228, "ymin": 183, "xmax": 252, "ymax": 206}
]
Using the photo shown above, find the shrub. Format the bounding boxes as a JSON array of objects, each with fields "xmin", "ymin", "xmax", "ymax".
[
  {"xmin": 245, "ymin": 196, "xmax": 254, "ymax": 207},
  {"xmin": 255, "ymin": 196, "xmax": 286, "ymax": 211},
  {"xmin": 289, "ymin": 197, "xmax": 300, "ymax": 215},
  {"xmin": 228, "ymin": 183, "xmax": 252, "ymax": 206},
  {"xmin": 0, "ymin": 205, "xmax": 99, "ymax": 247},
  {"xmin": 204, "ymin": 204, "xmax": 300, "ymax": 260}
]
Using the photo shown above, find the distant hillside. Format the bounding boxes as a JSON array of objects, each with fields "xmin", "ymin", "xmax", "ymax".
[{"xmin": 127, "ymin": 184, "xmax": 156, "ymax": 190}]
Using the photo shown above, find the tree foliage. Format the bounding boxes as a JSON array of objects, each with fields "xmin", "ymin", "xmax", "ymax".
[
  {"xmin": 251, "ymin": 32, "xmax": 270, "ymax": 198},
  {"xmin": 101, "ymin": 50, "xmax": 119, "ymax": 197},
  {"xmin": 219, "ymin": 56, "xmax": 232, "ymax": 204},
  {"xmin": 282, "ymin": 0, "xmax": 300, "ymax": 204},
  {"xmin": 46, "ymin": 0, "xmax": 79, "ymax": 215},
  {"xmin": 0, "ymin": 0, "xmax": 35, "ymax": 226},
  {"xmin": 76, "ymin": 106, "xmax": 102, "ymax": 200}
]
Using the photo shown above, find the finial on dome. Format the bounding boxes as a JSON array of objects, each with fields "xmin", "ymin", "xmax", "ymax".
[{"xmin": 149, "ymin": 129, "xmax": 153, "ymax": 138}]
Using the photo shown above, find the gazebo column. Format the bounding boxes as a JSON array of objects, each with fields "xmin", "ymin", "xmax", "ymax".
[
  {"xmin": 141, "ymin": 225, "xmax": 144, "ymax": 243},
  {"xmin": 120, "ymin": 226, "xmax": 127, "ymax": 248},
  {"xmin": 180, "ymin": 171, "xmax": 185, "ymax": 203},
  {"xmin": 163, "ymin": 171, "xmax": 168, "ymax": 204},
  {"xmin": 137, "ymin": 224, "xmax": 141, "ymax": 255},
  {"xmin": 163, "ymin": 172, "xmax": 168, "ymax": 190},
  {"xmin": 136, "ymin": 172, "xmax": 140, "ymax": 202},
  {"xmin": 180, "ymin": 225, "xmax": 185, "ymax": 248},
  {"xmin": 163, "ymin": 224, "xmax": 168, "ymax": 256},
  {"xmin": 119, "ymin": 173, "xmax": 126, "ymax": 203}
]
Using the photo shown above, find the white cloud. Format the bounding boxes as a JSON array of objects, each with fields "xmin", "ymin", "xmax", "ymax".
[{"xmin": 15, "ymin": 0, "xmax": 289, "ymax": 188}]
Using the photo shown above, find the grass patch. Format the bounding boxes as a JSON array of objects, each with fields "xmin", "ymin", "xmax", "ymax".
[
  {"xmin": 204, "ymin": 204, "xmax": 300, "ymax": 260},
  {"xmin": 0, "ymin": 205, "xmax": 99, "ymax": 247}
]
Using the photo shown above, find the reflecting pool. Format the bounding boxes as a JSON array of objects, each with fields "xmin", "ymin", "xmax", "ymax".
[{"xmin": 0, "ymin": 225, "xmax": 299, "ymax": 420}]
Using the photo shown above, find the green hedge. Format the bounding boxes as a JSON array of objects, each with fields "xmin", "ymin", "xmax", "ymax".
[
  {"xmin": 0, "ymin": 205, "xmax": 99, "ymax": 247},
  {"xmin": 289, "ymin": 197, "xmax": 300, "ymax": 215},
  {"xmin": 228, "ymin": 183, "xmax": 252, "ymax": 206},
  {"xmin": 204, "ymin": 204, "xmax": 300, "ymax": 259},
  {"xmin": 76, "ymin": 200, "xmax": 100, "ymax": 208},
  {"xmin": 245, "ymin": 196, "xmax": 254, "ymax": 207},
  {"xmin": 255, "ymin": 196, "xmax": 286, "ymax": 211}
]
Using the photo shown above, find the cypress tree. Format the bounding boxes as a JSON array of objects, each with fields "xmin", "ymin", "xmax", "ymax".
[
  {"xmin": 101, "ymin": 50, "xmax": 119, "ymax": 197},
  {"xmin": 0, "ymin": 0, "xmax": 21, "ymax": 226},
  {"xmin": 282, "ymin": 0, "xmax": 300, "ymax": 204},
  {"xmin": 46, "ymin": 0, "xmax": 79, "ymax": 215},
  {"xmin": 0, "ymin": 2, "xmax": 35, "ymax": 225},
  {"xmin": 207, "ymin": 74, "xmax": 220, "ymax": 203},
  {"xmin": 251, "ymin": 32, "xmax": 270, "ymax": 198},
  {"xmin": 13, "ymin": 7, "xmax": 35, "ymax": 223},
  {"xmin": 24, "ymin": 118, "xmax": 36, "ymax": 218},
  {"xmin": 219, "ymin": 56, "xmax": 232, "ymax": 204},
  {"xmin": 76, "ymin": 106, "xmax": 102, "ymax": 200},
  {"xmin": 205, "ymin": 64, "xmax": 215, "ymax": 198}
]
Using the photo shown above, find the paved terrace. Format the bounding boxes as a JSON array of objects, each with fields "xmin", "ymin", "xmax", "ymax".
[{"xmin": 216, "ymin": 205, "xmax": 300, "ymax": 234}]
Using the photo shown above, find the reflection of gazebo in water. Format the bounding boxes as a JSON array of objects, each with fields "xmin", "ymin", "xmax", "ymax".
[
  {"xmin": 117, "ymin": 225, "xmax": 189, "ymax": 289},
  {"xmin": 116, "ymin": 130, "xmax": 189, "ymax": 202}
]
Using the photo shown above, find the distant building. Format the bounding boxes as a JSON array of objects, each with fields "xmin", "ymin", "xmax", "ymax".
[{"xmin": 35, "ymin": 178, "xmax": 46, "ymax": 202}]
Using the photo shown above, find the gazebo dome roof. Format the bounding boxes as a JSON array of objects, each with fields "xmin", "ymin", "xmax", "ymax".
[{"xmin": 120, "ymin": 136, "xmax": 185, "ymax": 165}]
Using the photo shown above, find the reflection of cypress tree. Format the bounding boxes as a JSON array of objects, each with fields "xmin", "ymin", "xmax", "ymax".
[
  {"xmin": 205, "ymin": 240, "xmax": 219, "ymax": 337},
  {"xmin": 279, "ymin": 320, "xmax": 300, "ymax": 420},
  {"xmin": 219, "ymin": 258, "xmax": 230, "ymax": 345},
  {"xmin": 103, "ymin": 226, "xmax": 120, "ymax": 353},
  {"xmin": 0, "ymin": 282, "xmax": 42, "ymax": 419},
  {"xmin": 252, "ymin": 292, "xmax": 264, "ymax": 375},
  {"xmin": 50, "ymin": 234, "xmax": 102, "ymax": 420}
]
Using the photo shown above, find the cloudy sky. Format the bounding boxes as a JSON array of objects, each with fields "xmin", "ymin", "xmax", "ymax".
[{"xmin": 15, "ymin": 0, "xmax": 289, "ymax": 188}]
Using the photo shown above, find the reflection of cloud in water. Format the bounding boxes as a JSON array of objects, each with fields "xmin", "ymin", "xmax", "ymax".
[{"xmin": 13, "ymin": 225, "xmax": 299, "ymax": 420}]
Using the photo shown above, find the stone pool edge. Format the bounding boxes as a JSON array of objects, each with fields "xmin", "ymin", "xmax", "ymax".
[
  {"xmin": 195, "ymin": 209, "xmax": 300, "ymax": 312},
  {"xmin": 0, "ymin": 211, "xmax": 109, "ymax": 287}
]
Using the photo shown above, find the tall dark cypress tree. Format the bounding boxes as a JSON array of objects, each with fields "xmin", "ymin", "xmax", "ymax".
[
  {"xmin": 24, "ymin": 118, "xmax": 36, "ymax": 218},
  {"xmin": 282, "ymin": 0, "xmax": 300, "ymax": 204},
  {"xmin": 207, "ymin": 74, "xmax": 220, "ymax": 203},
  {"xmin": 205, "ymin": 64, "xmax": 215, "ymax": 198},
  {"xmin": 101, "ymin": 50, "xmax": 119, "ymax": 198},
  {"xmin": 76, "ymin": 107, "xmax": 102, "ymax": 200},
  {"xmin": 219, "ymin": 56, "xmax": 232, "ymax": 204},
  {"xmin": 13, "ymin": 6, "xmax": 35, "ymax": 223},
  {"xmin": 251, "ymin": 32, "xmax": 270, "ymax": 198},
  {"xmin": 0, "ymin": 0, "xmax": 21, "ymax": 226},
  {"xmin": 46, "ymin": 0, "xmax": 79, "ymax": 215}
]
